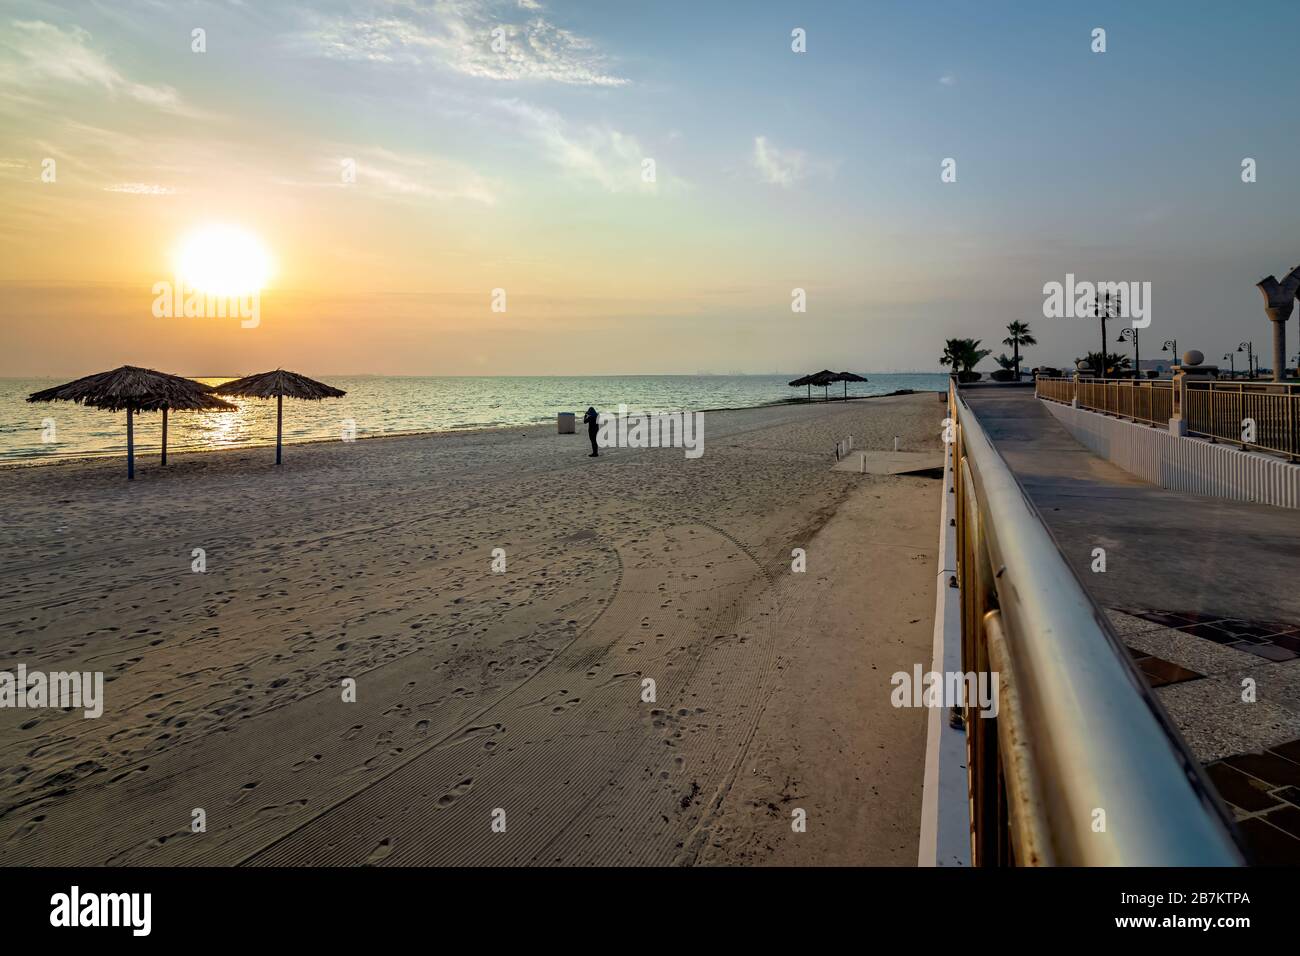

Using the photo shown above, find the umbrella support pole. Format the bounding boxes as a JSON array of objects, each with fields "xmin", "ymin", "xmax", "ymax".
[
  {"xmin": 161, "ymin": 408, "xmax": 168, "ymax": 467},
  {"xmin": 276, "ymin": 394, "xmax": 283, "ymax": 466},
  {"xmin": 126, "ymin": 406, "xmax": 134, "ymax": 480}
]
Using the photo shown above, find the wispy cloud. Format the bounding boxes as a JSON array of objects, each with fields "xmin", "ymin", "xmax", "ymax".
[
  {"xmin": 102, "ymin": 182, "xmax": 177, "ymax": 195},
  {"xmin": 299, "ymin": 0, "xmax": 626, "ymax": 86},
  {"xmin": 0, "ymin": 20, "xmax": 190, "ymax": 114},
  {"xmin": 939, "ymin": 73, "xmax": 956, "ymax": 86},
  {"xmin": 495, "ymin": 99, "xmax": 666, "ymax": 192},
  {"xmin": 752, "ymin": 136, "xmax": 832, "ymax": 187},
  {"xmin": 356, "ymin": 150, "xmax": 498, "ymax": 204},
  {"xmin": 281, "ymin": 146, "xmax": 498, "ymax": 204}
]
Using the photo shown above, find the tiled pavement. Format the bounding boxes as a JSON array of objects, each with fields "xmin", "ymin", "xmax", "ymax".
[{"xmin": 1110, "ymin": 608, "xmax": 1300, "ymax": 865}]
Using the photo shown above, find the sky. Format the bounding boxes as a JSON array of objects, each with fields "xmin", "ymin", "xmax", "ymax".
[{"xmin": 3, "ymin": 0, "xmax": 1300, "ymax": 377}]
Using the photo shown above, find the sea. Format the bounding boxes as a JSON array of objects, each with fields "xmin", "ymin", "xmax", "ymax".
[{"xmin": 0, "ymin": 373, "xmax": 948, "ymax": 463}]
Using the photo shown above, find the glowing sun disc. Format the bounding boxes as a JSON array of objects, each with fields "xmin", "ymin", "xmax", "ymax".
[{"xmin": 175, "ymin": 224, "xmax": 273, "ymax": 297}]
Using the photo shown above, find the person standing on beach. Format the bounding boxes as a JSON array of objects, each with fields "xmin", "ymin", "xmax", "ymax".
[{"xmin": 583, "ymin": 406, "xmax": 600, "ymax": 457}]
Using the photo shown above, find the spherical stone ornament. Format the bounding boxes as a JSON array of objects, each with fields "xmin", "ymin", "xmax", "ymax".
[{"xmin": 1183, "ymin": 349, "xmax": 1204, "ymax": 367}]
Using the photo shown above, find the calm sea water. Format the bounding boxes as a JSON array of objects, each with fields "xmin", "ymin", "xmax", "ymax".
[{"xmin": 0, "ymin": 373, "xmax": 947, "ymax": 462}]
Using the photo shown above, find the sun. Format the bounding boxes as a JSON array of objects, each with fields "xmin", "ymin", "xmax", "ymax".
[{"xmin": 175, "ymin": 224, "xmax": 273, "ymax": 297}]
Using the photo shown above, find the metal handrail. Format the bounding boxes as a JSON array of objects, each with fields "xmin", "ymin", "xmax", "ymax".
[{"xmin": 951, "ymin": 380, "xmax": 1242, "ymax": 865}]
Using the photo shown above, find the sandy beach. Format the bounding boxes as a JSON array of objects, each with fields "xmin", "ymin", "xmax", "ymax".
[{"xmin": 0, "ymin": 392, "xmax": 941, "ymax": 866}]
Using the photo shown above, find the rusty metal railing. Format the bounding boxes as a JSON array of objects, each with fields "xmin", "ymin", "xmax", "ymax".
[{"xmin": 949, "ymin": 380, "xmax": 1242, "ymax": 865}]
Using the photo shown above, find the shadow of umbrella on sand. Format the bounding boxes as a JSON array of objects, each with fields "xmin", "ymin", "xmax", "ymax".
[
  {"xmin": 213, "ymin": 369, "xmax": 346, "ymax": 465},
  {"xmin": 27, "ymin": 365, "xmax": 236, "ymax": 480}
]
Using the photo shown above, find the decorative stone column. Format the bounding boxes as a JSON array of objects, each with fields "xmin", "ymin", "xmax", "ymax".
[
  {"xmin": 1071, "ymin": 360, "xmax": 1093, "ymax": 406},
  {"xmin": 1256, "ymin": 265, "xmax": 1300, "ymax": 382},
  {"xmin": 1169, "ymin": 350, "xmax": 1217, "ymax": 436}
]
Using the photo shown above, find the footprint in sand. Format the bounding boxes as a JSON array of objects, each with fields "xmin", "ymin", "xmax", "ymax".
[
  {"xmin": 228, "ymin": 780, "xmax": 260, "ymax": 805},
  {"xmin": 436, "ymin": 724, "xmax": 502, "ymax": 750},
  {"xmin": 436, "ymin": 778, "xmax": 474, "ymax": 807},
  {"xmin": 108, "ymin": 765, "xmax": 150, "ymax": 784},
  {"xmin": 366, "ymin": 838, "xmax": 394, "ymax": 865},
  {"xmin": 255, "ymin": 799, "xmax": 308, "ymax": 820},
  {"xmin": 5, "ymin": 815, "xmax": 45, "ymax": 845},
  {"xmin": 595, "ymin": 672, "xmax": 640, "ymax": 690}
]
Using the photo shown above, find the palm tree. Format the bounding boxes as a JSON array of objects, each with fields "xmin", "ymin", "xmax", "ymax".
[
  {"xmin": 995, "ymin": 353, "xmax": 1017, "ymax": 370},
  {"xmin": 1002, "ymin": 321, "xmax": 1037, "ymax": 378},
  {"xmin": 939, "ymin": 338, "xmax": 992, "ymax": 379},
  {"xmin": 1079, "ymin": 351, "xmax": 1131, "ymax": 376}
]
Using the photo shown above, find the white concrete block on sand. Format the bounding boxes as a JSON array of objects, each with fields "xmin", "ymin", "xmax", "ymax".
[{"xmin": 832, "ymin": 450, "xmax": 945, "ymax": 475}]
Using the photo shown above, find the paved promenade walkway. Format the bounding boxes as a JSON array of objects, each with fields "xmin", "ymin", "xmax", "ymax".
[
  {"xmin": 963, "ymin": 387, "xmax": 1300, "ymax": 863},
  {"xmin": 962, "ymin": 388, "xmax": 1300, "ymax": 623}
]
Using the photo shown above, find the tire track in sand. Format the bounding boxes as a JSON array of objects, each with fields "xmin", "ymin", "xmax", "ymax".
[{"xmin": 244, "ymin": 523, "xmax": 782, "ymax": 866}]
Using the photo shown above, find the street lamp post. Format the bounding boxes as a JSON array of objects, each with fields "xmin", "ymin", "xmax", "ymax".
[
  {"xmin": 1095, "ymin": 295, "xmax": 1107, "ymax": 377},
  {"xmin": 1223, "ymin": 352, "xmax": 1235, "ymax": 379},
  {"xmin": 1118, "ymin": 328, "xmax": 1139, "ymax": 377},
  {"xmin": 1238, "ymin": 341, "xmax": 1255, "ymax": 379},
  {"xmin": 1161, "ymin": 339, "xmax": 1178, "ymax": 375}
]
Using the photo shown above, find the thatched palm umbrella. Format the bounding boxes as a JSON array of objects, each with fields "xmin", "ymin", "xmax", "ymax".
[
  {"xmin": 27, "ymin": 365, "xmax": 235, "ymax": 479},
  {"xmin": 788, "ymin": 373, "xmax": 816, "ymax": 401},
  {"xmin": 832, "ymin": 371, "xmax": 868, "ymax": 400},
  {"xmin": 213, "ymin": 369, "xmax": 346, "ymax": 465},
  {"xmin": 809, "ymin": 369, "xmax": 839, "ymax": 401},
  {"xmin": 789, "ymin": 370, "xmax": 838, "ymax": 402}
]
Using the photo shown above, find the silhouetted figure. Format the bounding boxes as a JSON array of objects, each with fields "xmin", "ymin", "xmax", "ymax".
[{"xmin": 583, "ymin": 406, "xmax": 599, "ymax": 457}]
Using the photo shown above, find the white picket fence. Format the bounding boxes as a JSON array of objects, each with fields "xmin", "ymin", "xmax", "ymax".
[{"xmin": 1042, "ymin": 400, "xmax": 1300, "ymax": 509}]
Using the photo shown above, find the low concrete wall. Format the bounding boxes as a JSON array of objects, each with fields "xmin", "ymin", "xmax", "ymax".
[
  {"xmin": 918, "ymin": 436, "xmax": 971, "ymax": 866},
  {"xmin": 1041, "ymin": 400, "xmax": 1300, "ymax": 509}
]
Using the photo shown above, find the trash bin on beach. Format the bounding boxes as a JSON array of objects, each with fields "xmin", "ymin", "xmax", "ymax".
[{"xmin": 557, "ymin": 412, "xmax": 576, "ymax": 434}]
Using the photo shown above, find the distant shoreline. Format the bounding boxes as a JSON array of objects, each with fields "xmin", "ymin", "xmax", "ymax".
[
  {"xmin": 1, "ymin": 373, "xmax": 944, "ymax": 382},
  {"xmin": 0, "ymin": 387, "xmax": 938, "ymax": 470}
]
